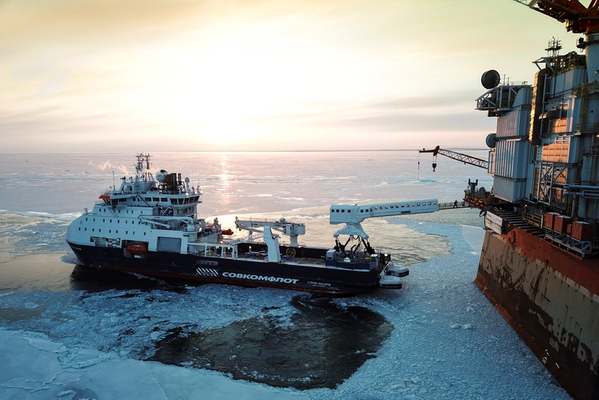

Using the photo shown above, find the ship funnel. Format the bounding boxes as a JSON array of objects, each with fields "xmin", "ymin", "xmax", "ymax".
[{"xmin": 481, "ymin": 70, "xmax": 501, "ymax": 89}]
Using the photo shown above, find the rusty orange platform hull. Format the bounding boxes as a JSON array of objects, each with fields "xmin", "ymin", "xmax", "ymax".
[{"xmin": 475, "ymin": 227, "xmax": 599, "ymax": 400}]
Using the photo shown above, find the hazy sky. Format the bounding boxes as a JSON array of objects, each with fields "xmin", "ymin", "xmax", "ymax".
[{"xmin": 0, "ymin": 0, "xmax": 579, "ymax": 152}]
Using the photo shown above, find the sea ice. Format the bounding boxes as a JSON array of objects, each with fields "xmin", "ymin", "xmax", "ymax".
[
  {"xmin": 0, "ymin": 330, "xmax": 310, "ymax": 400},
  {"xmin": 0, "ymin": 205, "xmax": 571, "ymax": 399}
]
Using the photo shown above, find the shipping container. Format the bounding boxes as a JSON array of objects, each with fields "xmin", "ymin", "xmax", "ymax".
[
  {"xmin": 544, "ymin": 212, "xmax": 557, "ymax": 229},
  {"xmin": 571, "ymin": 221, "xmax": 593, "ymax": 241},
  {"xmin": 496, "ymin": 109, "xmax": 531, "ymax": 138},
  {"xmin": 493, "ymin": 176, "xmax": 527, "ymax": 202},
  {"xmin": 553, "ymin": 214, "xmax": 571, "ymax": 233},
  {"xmin": 493, "ymin": 139, "xmax": 531, "ymax": 179}
]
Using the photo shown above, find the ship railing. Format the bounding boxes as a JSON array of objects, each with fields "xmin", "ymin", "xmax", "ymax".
[
  {"xmin": 224, "ymin": 238, "xmax": 246, "ymax": 245},
  {"xmin": 522, "ymin": 210, "xmax": 543, "ymax": 229},
  {"xmin": 544, "ymin": 229, "xmax": 596, "ymax": 257},
  {"xmin": 438, "ymin": 201, "xmax": 469, "ymax": 210},
  {"xmin": 494, "ymin": 208, "xmax": 598, "ymax": 257},
  {"xmin": 188, "ymin": 242, "xmax": 238, "ymax": 259},
  {"xmin": 475, "ymin": 84, "xmax": 530, "ymax": 113}
]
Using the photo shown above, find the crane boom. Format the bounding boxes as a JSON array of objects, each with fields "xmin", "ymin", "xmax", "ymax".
[
  {"xmin": 513, "ymin": 0, "xmax": 599, "ymax": 33},
  {"xmin": 235, "ymin": 217, "xmax": 306, "ymax": 247},
  {"xmin": 330, "ymin": 199, "xmax": 439, "ymax": 238},
  {"xmin": 419, "ymin": 146, "xmax": 488, "ymax": 171},
  {"xmin": 232, "ymin": 200, "xmax": 440, "ymax": 263}
]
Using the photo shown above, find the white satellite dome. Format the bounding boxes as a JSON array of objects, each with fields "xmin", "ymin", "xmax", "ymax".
[{"xmin": 155, "ymin": 169, "xmax": 168, "ymax": 183}]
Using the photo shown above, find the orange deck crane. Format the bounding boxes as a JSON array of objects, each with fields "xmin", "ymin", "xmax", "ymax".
[{"xmin": 514, "ymin": 0, "xmax": 599, "ymax": 34}]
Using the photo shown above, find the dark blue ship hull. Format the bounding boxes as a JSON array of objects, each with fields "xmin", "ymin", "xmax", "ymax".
[{"xmin": 67, "ymin": 241, "xmax": 386, "ymax": 295}]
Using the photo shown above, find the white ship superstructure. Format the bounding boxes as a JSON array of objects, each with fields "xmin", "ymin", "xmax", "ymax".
[{"xmin": 67, "ymin": 154, "xmax": 439, "ymax": 294}]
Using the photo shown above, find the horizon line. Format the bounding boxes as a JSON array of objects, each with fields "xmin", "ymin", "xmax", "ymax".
[{"xmin": 0, "ymin": 147, "xmax": 490, "ymax": 155}]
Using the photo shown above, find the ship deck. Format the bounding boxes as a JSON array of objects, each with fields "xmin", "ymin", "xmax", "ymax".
[
  {"xmin": 234, "ymin": 252, "xmax": 327, "ymax": 267},
  {"xmin": 490, "ymin": 209, "xmax": 598, "ymax": 258}
]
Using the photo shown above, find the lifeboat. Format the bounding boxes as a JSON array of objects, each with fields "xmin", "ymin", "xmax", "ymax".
[
  {"xmin": 221, "ymin": 228, "xmax": 234, "ymax": 235},
  {"xmin": 126, "ymin": 243, "xmax": 148, "ymax": 255}
]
